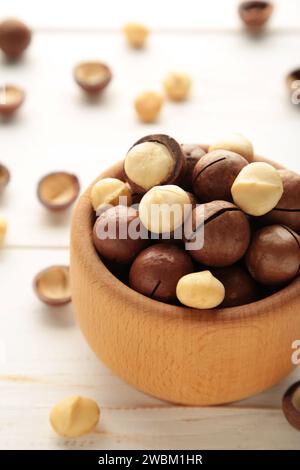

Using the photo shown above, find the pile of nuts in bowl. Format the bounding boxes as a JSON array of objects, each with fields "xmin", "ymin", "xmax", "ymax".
[{"xmin": 90, "ymin": 133, "xmax": 300, "ymax": 310}]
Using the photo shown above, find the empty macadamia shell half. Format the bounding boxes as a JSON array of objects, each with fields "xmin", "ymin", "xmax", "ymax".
[
  {"xmin": 0, "ymin": 163, "xmax": 10, "ymax": 190},
  {"xmin": 33, "ymin": 265, "xmax": 71, "ymax": 306},
  {"xmin": 74, "ymin": 61, "xmax": 112, "ymax": 95},
  {"xmin": 0, "ymin": 84, "xmax": 25, "ymax": 116},
  {"xmin": 37, "ymin": 172, "xmax": 80, "ymax": 211},
  {"xmin": 238, "ymin": 1, "xmax": 274, "ymax": 30},
  {"xmin": 282, "ymin": 381, "xmax": 300, "ymax": 431},
  {"xmin": 124, "ymin": 134, "xmax": 186, "ymax": 194},
  {"xmin": 0, "ymin": 18, "xmax": 32, "ymax": 58}
]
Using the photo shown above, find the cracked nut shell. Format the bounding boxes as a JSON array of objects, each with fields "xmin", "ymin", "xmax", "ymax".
[
  {"xmin": 124, "ymin": 134, "xmax": 186, "ymax": 194},
  {"xmin": 37, "ymin": 172, "xmax": 80, "ymax": 211},
  {"xmin": 245, "ymin": 224, "xmax": 300, "ymax": 286},
  {"xmin": 129, "ymin": 243, "xmax": 194, "ymax": 304},
  {"xmin": 192, "ymin": 150, "xmax": 248, "ymax": 202},
  {"xmin": 186, "ymin": 201, "xmax": 251, "ymax": 267},
  {"xmin": 238, "ymin": 1, "xmax": 274, "ymax": 31},
  {"xmin": 0, "ymin": 84, "xmax": 25, "ymax": 116},
  {"xmin": 180, "ymin": 144, "xmax": 206, "ymax": 191},
  {"xmin": 74, "ymin": 61, "xmax": 112, "ymax": 95},
  {"xmin": 212, "ymin": 265, "xmax": 260, "ymax": 307},
  {"xmin": 0, "ymin": 163, "xmax": 10, "ymax": 191},
  {"xmin": 33, "ymin": 265, "xmax": 71, "ymax": 306},
  {"xmin": 0, "ymin": 18, "xmax": 32, "ymax": 58},
  {"xmin": 282, "ymin": 381, "xmax": 300, "ymax": 431}
]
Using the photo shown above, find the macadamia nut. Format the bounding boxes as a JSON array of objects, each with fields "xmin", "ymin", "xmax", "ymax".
[
  {"xmin": 0, "ymin": 216, "xmax": 7, "ymax": 246},
  {"xmin": 163, "ymin": 72, "xmax": 192, "ymax": 101},
  {"xmin": 125, "ymin": 142, "xmax": 174, "ymax": 192},
  {"xmin": 134, "ymin": 91, "xmax": 163, "ymax": 123},
  {"xmin": 231, "ymin": 162, "xmax": 283, "ymax": 216},
  {"xmin": 209, "ymin": 133, "xmax": 254, "ymax": 162},
  {"xmin": 139, "ymin": 185, "xmax": 192, "ymax": 234},
  {"xmin": 123, "ymin": 23, "xmax": 149, "ymax": 48},
  {"xmin": 176, "ymin": 271, "xmax": 225, "ymax": 309},
  {"xmin": 90, "ymin": 178, "xmax": 132, "ymax": 213},
  {"xmin": 50, "ymin": 395, "xmax": 100, "ymax": 438}
]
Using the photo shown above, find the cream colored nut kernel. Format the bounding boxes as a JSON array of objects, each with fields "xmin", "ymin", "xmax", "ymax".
[
  {"xmin": 90, "ymin": 178, "xmax": 132, "ymax": 213},
  {"xmin": 123, "ymin": 22, "xmax": 149, "ymax": 48},
  {"xmin": 176, "ymin": 271, "xmax": 225, "ymax": 309},
  {"xmin": 139, "ymin": 185, "xmax": 191, "ymax": 234},
  {"xmin": 163, "ymin": 72, "xmax": 192, "ymax": 101},
  {"xmin": 125, "ymin": 142, "xmax": 174, "ymax": 191},
  {"xmin": 0, "ymin": 216, "xmax": 7, "ymax": 246},
  {"xmin": 50, "ymin": 395, "xmax": 100, "ymax": 438},
  {"xmin": 134, "ymin": 91, "xmax": 164, "ymax": 123},
  {"xmin": 231, "ymin": 162, "xmax": 283, "ymax": 216},
  {"xmin": 209, "ymin": 133, "xmax": 254, "ymax": 162}
]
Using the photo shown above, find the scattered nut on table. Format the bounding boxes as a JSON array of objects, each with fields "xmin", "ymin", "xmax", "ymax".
[
  {"xmin": 91, "ymin": 178, "xmax": 132, "ymax": 214},
  {"xmin": 231, "ymin": 162, "xmax": 283, "ymax": 216},
  {"xmin": 176, "ymin": 271, "xmax": 225, "ymax": 309},
  {"xmin": 0, "ymin": 84, "xmax": 25, "ymax": 117},
  {"xmin": 123, "ymin": 22, "xmax": 149, "ymax": 48},
  {"xmin": 74, "ymin": 61, "xmax": 112, "ymax": 96},
  {"xmin": 33, "ymin": 265, "xmax": 71, "ymax": 306},
  {"xmin": 0, "ymin": 18, "xmax": 32, "ymax": 59},
  {"xmin": 0, "ymin": 216, "xmax": 7, "ymax": 246},
  {"xmin": 209, "ymin": 133, "xmax": 254, "ymax": 162},
  {"xmin": 163, "ymin": 72, "xmax": 192, "ymax": 102},
  {"xmin": 0, "ymin": 163, "xmax": 10, "ymax": 191},
  {"xmin": 282, "ymin": 381, "xmax": 300, "ymax": 431},
  {"xmin": 134, "ymin": 91, "xmax": 164, "ymax": 123},
  {"xmin": 50, "ymin": 395, "xmax": 100, "ymax": 437},
  {"xmin": 238, "ymin": 1, "xmax": 274, "ymax": 32},
  {"xmin": 286, "ymin": 68, "xmax": 300, "ymax": 103},
  {"xmin": 37, "ymin": 171, "xmax": 80, "ymax": 211}
]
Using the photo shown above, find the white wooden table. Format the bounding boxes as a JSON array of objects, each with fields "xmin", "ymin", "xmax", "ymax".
[{"xmin": 0, "ymin": 0, "xmax": 299, "ymax": 450}]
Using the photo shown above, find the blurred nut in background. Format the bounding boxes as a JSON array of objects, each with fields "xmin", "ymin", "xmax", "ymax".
[
  {"xmin": 0, "ymin": 163, "xmax": 10, "ymax": 191},
  {"xmin": 123, "ymin": 22, "xmax": 149, "ymax": 48},
  {"xmin": 37, "ymin": 171, "xmax": 80, "ymax": 211},
  {"xmin": 74, "ymin": 61, "xmax": 112, "ymax": 96},
  {"xmin": 231, "ymin": 162, "xmax": 283, "ymax": 216},
  {"xmin": 33, "ymin": 265, "xmax": 71, "ymax": 306},
  {"xmin": 163, "ymin": 72, "xmax": 192, "ymax": 101},
  {"xmin": 286, "ymin": 68, "xmax": 300, "ymax": 104},
  {"xmin": 0, "ymin": 84, "xmax": 25, "ymax": 117},
  {"xmin": 50, "ymin": 395, "xmax": 100, "ymax": 437},
  {"xmin": 209, "ymin": 133, "xmax": 254, "ymax": 162},
  {"xmin": 90, "ymin": 177, "xmax": 132, "ymax": 214},
  {"xmin": 0, "ymin": 18, "xmax": 32, "ymax": 58},
  {"xmin": 134, "ymin": 91, "xmax": 164, "ymax": 123},
  {"xmin": 0, "ymin": 216, "xmax": 7, "ymax": 246},
  {"xmin": 238, "ymin": 1, "xmax": 274, "ymax": 31}
]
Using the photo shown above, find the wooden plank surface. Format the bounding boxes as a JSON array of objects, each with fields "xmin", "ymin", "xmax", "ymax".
[{"xmin": 0, "ymin": 0, "xmax": 300, "ymax": 450}]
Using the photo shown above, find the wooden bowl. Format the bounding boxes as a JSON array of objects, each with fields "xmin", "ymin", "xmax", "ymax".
[{"xmin": 70, "ymin": 158, "xmax": 300, "ymax": 406}]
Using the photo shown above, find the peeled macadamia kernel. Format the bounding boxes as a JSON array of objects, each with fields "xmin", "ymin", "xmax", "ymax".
[
  {"xmin": 139, "ymin": 185, "xmax": 192, "ymax": 234},
  {"xmin": 134, "ymin": 91, "xmax": 163, "ymax": 123},
  {"xmin": 231, "ymin": 162, "xmax": 283, "ymax": 216},
  {"xmin": 0, "ymin": 84, "xmax": 25, "ymax": 116},
  {"xmin": 91, "ymin": 178, "xmax": 132, "ymax": 214},
  {"xmin": 176, "ymin": 271, "xmax": 225, "ymax": 309},
  {"xmin": 33, "ymin": 265, "xmax": 71, "ymax": 306},
  {"xmin": 125, "ymin": 142, "xmax": 173, "ymax": 192},
  {"xmin": 74, "ymin": 61, "xmax": 112, "ymax": 95},
  {"xmin": 0, "ymin": 18, "xmax": 32, "ymax": 58},
  {"xmin": 37, "ymin": 172, "xmax": 80, "ymax": 211},
  {"xmin": 163, "ymin": 72, "xmax": 192, "ymax": 101},
  {"xmin": 0, "ymin": 216, "xmax": 8, "ymax": 246},
  {"xmin": 124, "ymin": 134, "xmax": 186, "ymax": 194},
  {"xmin": 129, "ymin": 244, "xmax": 194, "ymax": 304},
  {"xmin": 123, "ymin": 23, "xmax": 149, "ymax": 48},
  {"xmin": 50, "ymin": 395, "xmax": 100, "ymax": 438},
  {"xmin": 209, "ymin": 133, "xmax": 254, "ymax": 162}
]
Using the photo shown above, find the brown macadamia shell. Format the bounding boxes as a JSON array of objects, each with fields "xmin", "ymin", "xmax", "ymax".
[
  {"xmin": 0, "ymin": 18, "xmax": 32, "ymax": 58},
  {"xmin": 33, "ymin": 265, "xmax": 71, "ymax": 306},
  {"xmin": 37, "ymin": 172, "xmax": 80, "ymax": 211}
]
